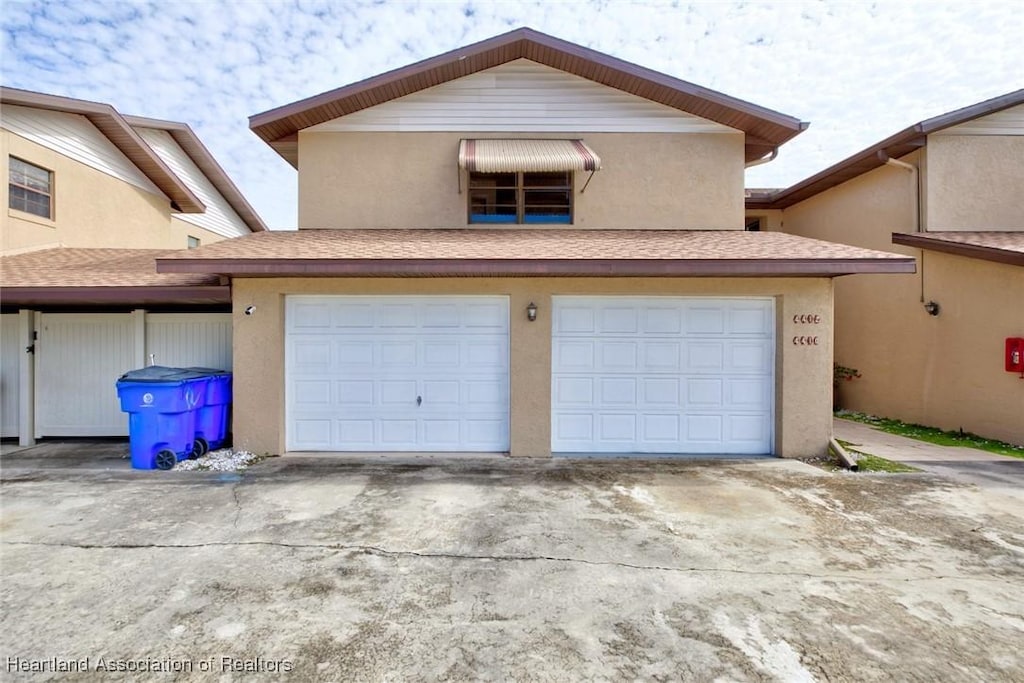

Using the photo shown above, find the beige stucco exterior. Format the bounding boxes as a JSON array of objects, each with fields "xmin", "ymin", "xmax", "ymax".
[
  {"xmin": 926, "ymin": 134, "xmax": 1024, "ymax": 230},
  {"xmin": 777, "ymin": 140, "xmax": 1024, "ymax": 445},
  {"xmin": 231, "ymin": 277, "xmax": 834, "ymax": 459},
  {"xmin": 298, "ymin": 131, "xmax": 745, "ymax": 230},
  {"xmin": 2, "ymin": 132, "xmax": 226, "ymax": 255}
]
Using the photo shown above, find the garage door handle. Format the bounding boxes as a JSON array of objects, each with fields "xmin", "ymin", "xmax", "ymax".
[{"xmin": 416, "ymin": 395, "xmax": 422, "ymax": 406}]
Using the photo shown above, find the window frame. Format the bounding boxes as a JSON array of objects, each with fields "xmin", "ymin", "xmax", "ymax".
[
  {"xmin": 8, "ymin": 156, "xmax": 54, "ymax": 220},
  {"xmin": 467, "ymin": 171, "xmax": 574, "ymax": 225}
]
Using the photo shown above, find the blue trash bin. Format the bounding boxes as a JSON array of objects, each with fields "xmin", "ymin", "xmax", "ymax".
[
  {"xmin": 116, "ymin": 367, "xmax": 209, "ymax": 470},
  {"xmin": 185, "ymin": 368, "xmax": 232, "ymax": 452}
]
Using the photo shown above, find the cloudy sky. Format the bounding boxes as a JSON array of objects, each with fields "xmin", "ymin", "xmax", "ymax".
[{"xmin": 2, "ymin": 1, "xmax": 1020, "ymax": 229}]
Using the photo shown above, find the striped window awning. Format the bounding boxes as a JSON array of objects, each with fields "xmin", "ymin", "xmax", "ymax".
[{"xmin": 458, "ymin": 139, "xmax": 602, "ymax": 173}]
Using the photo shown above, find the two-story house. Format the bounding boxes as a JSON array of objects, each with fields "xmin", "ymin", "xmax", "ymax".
[
  {"xmin": 748, "ymin": 91, "xmax": 1024, "ymax": 445},
  {"xmin": 1, "ymin": 88, "xmax": 266, "ymax": 444},
  {"xmin": 158, "ymin": 28, "xmax": 913, "ymax": 459}
]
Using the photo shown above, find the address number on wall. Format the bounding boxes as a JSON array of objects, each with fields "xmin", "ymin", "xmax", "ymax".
[{"xmin": 792, "ymin": 336, "xmax": 820, "ymax": 346}]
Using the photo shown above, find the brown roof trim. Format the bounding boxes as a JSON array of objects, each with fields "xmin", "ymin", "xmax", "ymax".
[
  {"xmin": 892, "ymin": 233, "xmax": 1024, "ymax": 267},
  {"xmin": 0, "ymin": 87, "xmax": 205, "ymax": 213},
  {"xmin": 749, "ymin": 89, "xmax": 1024, "ymax": 210},
  {"xmin": 249, "ymin": 27, "xmax": 807, "ymax": 167},
  {"xmin": 1, "ymin": 286, "xmax": 230, "ymax": 306},
  {"xmin": 123, "ymin": 115, "xmax": 267, "ymax": 232},
  {"xmin": 157, "ymin": 257, "xmax": 914, "ymax": 278}
]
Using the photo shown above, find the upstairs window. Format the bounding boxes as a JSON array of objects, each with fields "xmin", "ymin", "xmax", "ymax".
[
  {"xmin": 9, "ymin": 157, "xmax": 53, "ymax": 219},
  {"xmin": 187, "ymin": 235, "xmax": 201, "ymax": 249},
  {"xmin": 468, "ymin": 171, "xmax": 573, "ymax": 225}
]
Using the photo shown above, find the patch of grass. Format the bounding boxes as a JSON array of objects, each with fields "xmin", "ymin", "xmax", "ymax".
[
  {"xmin": 836, "ymin": 439, "xmax": 919, "ymax": 473},
  {"xmin": 837, "ymin": 412, "xmax": 1024, "ymax": 459}
]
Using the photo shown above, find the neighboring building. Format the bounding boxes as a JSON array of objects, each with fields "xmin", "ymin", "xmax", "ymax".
[
  {"xmin": 1, "ymin": 88, "xmax": 267, "ymax": 444},
  {"xmin": 748, "ymin": 91, "xmax": 1024, "ymax": 444},
  {"xmin": 158, "ymin": 28, "xmax": 912, "ymax": 459}
]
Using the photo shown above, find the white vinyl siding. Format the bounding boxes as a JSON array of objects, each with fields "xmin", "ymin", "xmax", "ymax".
[
  {"xmin": 286, "ymin": 296, "xmax": 510, "ymax": 452},
  {"xmin": 144, "ymin": 314, "xmax": 232, "ymax": 370},
  {"xmin": 1, "ymin": 315, "xmax": 20, "ymax": 437},
  {"xmin": 31, "ymin": 313, "xmax": 232, "ymax": 438},
  {"xmin": 306, "ymin": 59, "xmax": 741, "ymax": 134},
  {"xmin": 933, "ymin": 103, "xmax": 1024, "ymax": 136},
  {"xmin": 134, "ymin": 127, "xmax": 251, "ymax": 238},
  {"xmin": 1, "ymin": 104, "xmax": 164, "ymax": 196},
  {"xmin": 36, "ymin": 314, "xmax": 135, "ymax": 437},
  {"xmin": 551, "ymin": 297, "xmax": 774, "ymax": 455}
]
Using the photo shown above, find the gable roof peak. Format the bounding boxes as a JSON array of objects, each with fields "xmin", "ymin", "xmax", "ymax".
[{"xmin": 249, "ymin": 27, "xmax": 807, "ymax": 167}]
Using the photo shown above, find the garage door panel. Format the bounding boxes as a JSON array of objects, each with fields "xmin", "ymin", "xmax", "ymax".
[
  {"xmin": 600, "ymin": 377, "xmax": 637, "ymax": 406},
  {"xmin": 292, "ymin": 303, "xmax": 333, "ymax": 329},
  {"xmin": 555, "ymin": 340, "xmax": 595, "ymax": 369},
  {"xmin": 642, "ymin": 378, "xmax": 681, "ymax": 405},
  {"xmin": 730, "ymin": 307, "xmax": 772, "ymax": 334},
  {"xmin": 553, "ymin": 297, "xmax": 773, "ymax": 455},
  {"xmin": 294, "ymin": 419, "xmax": 332, "ymax": 448},
  {"xmin": 287, "ymin": 296, "xmax": 509, "ymax": 452},
  {"xmin": 601, "ymin": 307, "xmax": 639, "ymax": 333},
  {"xmin": 642, "ymin": 307, "xmax": 682, "ymax": 334},
  {"xmin": 338, "ymin": 419, "xmax": 374, "ymax": 446},
  {"xmin": 642, "ymin": 414, "xmax": 681, "ymax": 442},
  {"xmin": 688, "ymin": 307, "xmax": 725, "ymax": 334},
  {"xmin": 687, "ymin": 343, "xmax": 725, "ymax": 372},
  {"xmin": 686, "ymin": 378, "xmax": 724, "ymax": 407},
  {"xmin": 338, "ymin": 380, "xmax": 373, "ymax": 406},
  {"xmin": 292, "ymin": 380, "xmax": 331, "ymax": 406},
  {"xmin": 642, "ymin": 342, "xmax": 682, "ymax": 371}
]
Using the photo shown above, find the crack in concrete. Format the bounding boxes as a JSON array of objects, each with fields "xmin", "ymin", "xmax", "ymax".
[
  {"xmin": 1, "ymin": 540, "xmax": 1013, "ymax": 585},
  {"xmin": 230, "ymin": 482, "xmax": 242, "ymax": 529}
]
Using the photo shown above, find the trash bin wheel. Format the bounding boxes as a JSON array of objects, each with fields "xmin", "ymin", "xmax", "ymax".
[
  {"xmin": 155, "ymin": 449, "xmax": 177, "ymax": 471},
  {"xmin": 191, "ymin": 437, "xmax": 209, "ymax": 459}
]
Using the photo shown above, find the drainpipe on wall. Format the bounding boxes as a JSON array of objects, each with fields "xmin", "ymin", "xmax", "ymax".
[{"xmin": 878, "ymin": 150, "xmax": 926, "ymax": 302}]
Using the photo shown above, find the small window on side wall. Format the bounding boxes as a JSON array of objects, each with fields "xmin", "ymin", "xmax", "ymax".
[
  {"xmin": 188, "ymin": 236, "xmax": 201, "ymax": 249},
  {"xmin": 468, "ymin": 171, "xmax": 572, "ymax": 225},
  {"xmin": 9, "ymin": 157, "xmax": 53, "ymax": 219}
]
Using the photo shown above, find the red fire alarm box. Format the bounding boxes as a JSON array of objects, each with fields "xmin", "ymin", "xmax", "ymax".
[{"xmin": 1006, "ymin": 338, "xmax": 1024, "ymax": 373}]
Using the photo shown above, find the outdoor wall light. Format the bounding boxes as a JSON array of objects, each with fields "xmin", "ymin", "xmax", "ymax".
[
  {"xmin": 526, "ymin": 302, "xmax": 538, "ymax": 322},
  {"xmin": 924, "ymin": 301, "xmax": 940, "ymax": 316}
]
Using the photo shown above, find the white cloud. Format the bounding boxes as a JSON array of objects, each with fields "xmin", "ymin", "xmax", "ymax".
[{"xmin": 2, "ymin": 0, "xmax": 1021, "ymax": 228}]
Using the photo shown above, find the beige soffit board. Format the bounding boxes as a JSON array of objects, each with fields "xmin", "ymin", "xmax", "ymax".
[{"xmin": 458, "ymin": 139, "xmax": 601, "ymax": 173}]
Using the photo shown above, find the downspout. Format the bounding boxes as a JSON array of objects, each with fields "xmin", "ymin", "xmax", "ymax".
[
  {"xmin": 745, "ymin": 148, "xmax": 778, "ymax": 169},
  {"xmin": 878, "ymin": 150, "xmax": 926, "ymax": 302}
]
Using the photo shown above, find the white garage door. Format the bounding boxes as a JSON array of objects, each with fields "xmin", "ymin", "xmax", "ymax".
[
  {"xmin": 552, "ymin": 297, "xmax": 774, "ymax": 455},
  {"xmin": 286, "ymin": 296, "xmax": 510, "ymax": 452}
]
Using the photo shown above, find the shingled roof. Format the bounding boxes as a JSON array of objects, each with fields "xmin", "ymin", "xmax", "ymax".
[
  {"xmin": 1, "ymin": 248, "xmax": 228, "ymax": 306},
  {"xmin": 156, "ymin": 228, "xmax": 915, "ymax": 277}
]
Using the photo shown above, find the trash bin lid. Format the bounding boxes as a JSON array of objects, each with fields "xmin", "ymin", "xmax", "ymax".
[
  {"xmin": 118, "ymin": 366, "xmax": 209, "ymax": 383},
  {"xmin": 184, "ymin": 367, "xmax": 232, "ymax": 376}
]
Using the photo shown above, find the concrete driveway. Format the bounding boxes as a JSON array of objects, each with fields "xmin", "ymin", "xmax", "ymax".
[{"xmin": 2, "ymin": 446, "xmax": 1023, "ymax": 681}]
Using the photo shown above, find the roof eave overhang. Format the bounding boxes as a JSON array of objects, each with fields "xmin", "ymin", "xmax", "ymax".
[
  {"xmin": 1, "ymin": 87, "xmax": 206, "ymax": 213},
  {"xmin": 157, "ymin": 258, "xmax": 916, "ymax": 278},
  {"xmin": 750, "ymin": 88, "xmax": 1024, "ymax": 210},
  {"xmin": 249, "ymin": 28, "xmax": 807, "ymax": 167},
  {"xmin": 123, "ymin": 115, "xmax": 268, "ymax": 232},
  {"xmin": 892, "ymin": 233, "xmax": 1024, "ymax": 267},
  {"xmin": 1, "ymin": 286, "xmax": 231, "ymax": 306}
]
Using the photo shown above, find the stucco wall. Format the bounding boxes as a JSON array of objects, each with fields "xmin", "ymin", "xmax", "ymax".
[
  {"xmin": 779, "ymin": 148, "xmax": 1024, "ymax": 444},
  {"xmin": 2, "ymin": 132, "xmax": 229, "ymax": 254},
  {"xmin": 926, "ymin": 134, "xmax": 1024, "ymax": 230},
  {"xmin": 298, "ymin": 132, "xmax": 745, "ymax": 229},
  {"xmin": 231, "ymin": 277, "xmax": 833, "ymax": 459}
]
